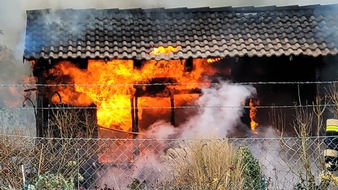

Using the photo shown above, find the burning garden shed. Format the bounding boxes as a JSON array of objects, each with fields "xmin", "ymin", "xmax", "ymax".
[{"xmin": 23, "ymin": 4, "xmax": 338, "ymax": 139}]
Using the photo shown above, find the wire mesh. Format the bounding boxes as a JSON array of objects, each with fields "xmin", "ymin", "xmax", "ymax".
[{"xmin": 0, "ymin": 135, "xmax": 334, "ymax": 189}]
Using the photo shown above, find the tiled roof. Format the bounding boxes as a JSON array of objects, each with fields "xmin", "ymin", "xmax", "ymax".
[{"xmin": 24, "ymin": 4, "xmax": 338, "ymax": 60}]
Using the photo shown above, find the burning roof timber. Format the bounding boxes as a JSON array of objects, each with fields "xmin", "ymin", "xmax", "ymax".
[{"xmin": 24, "ymin": 4, "xmax": 338, "ymax": 61}]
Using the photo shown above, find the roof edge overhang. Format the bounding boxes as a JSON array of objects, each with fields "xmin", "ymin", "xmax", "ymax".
[{"xmin": 23, "ymin": 51, "xmax": 338, "ymax": 63}]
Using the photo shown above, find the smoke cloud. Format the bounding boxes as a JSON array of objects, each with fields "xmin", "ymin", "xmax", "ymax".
[
  {"xmin": 0, "ymin": 43, "xmax": 35, "ymax": 134},
  {"xmin": 142, "ymin": 81, "xmax": 257, "ymax": 139},
  {"xmin": 180, "ymin": 82, "xmax": 256, "ymax": 138}
]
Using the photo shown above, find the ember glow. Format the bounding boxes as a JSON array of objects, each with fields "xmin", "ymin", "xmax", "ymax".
[
  {"xmin": 206, "ymin": 58, "xmax": 221, "ymax": 63},
  {"xmin": 150, "ymin": 45, "xmax": 181, "ymax": 55},
  {"xmin": 49, "ymin": 59, "xmax": 216, "ymax": 133}
]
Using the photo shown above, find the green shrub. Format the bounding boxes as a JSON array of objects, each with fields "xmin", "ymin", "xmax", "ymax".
[
  {"xmin": 127, "ymin": 178, "xmax": 147, "ymax": 190},
  {"xmin": 34, "ymin": 173, "xmax": 74, "ymax": 190},
  {"xmin": 237, "ymin": 147, "xmax": 264, "ymax": 190}
]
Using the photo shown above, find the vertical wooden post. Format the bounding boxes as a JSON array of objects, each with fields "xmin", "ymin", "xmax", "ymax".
[
  {"xmin": 131, "ymin": 94, "xmax": 139, "ymax": 138},
  {"xmin": 132, "ymin": 95, "xmax": 140, "ymax": 157},
  {"xmin": 33, "ymin": 60, "xmax": 49, "ymax": 138},
  {"xmin": 131, "ymin": 89, "xmax": 140, "ymax": 160},
  {"xmin": 170, "ymin": 89, "xmax": 175, "ymax": 126},
  {"xmin": 133, "ymin": 96, "xmax": 139, "ymax": 136},
  {"xmin": 36, "ymin": 74, "xmax": 44, "ymax": 137},
  {"xmin": 130, "ymin": 95, "xmax": 135, "ymax": 136},
  {"xmin": 131, "ymin": 59, "xmax": 141, "ymax": 160}
]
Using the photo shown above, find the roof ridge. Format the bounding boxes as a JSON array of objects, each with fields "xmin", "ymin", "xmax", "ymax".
[{"xmin": 25, "ymin": 3, "xmax": 338, "ymax": 14}]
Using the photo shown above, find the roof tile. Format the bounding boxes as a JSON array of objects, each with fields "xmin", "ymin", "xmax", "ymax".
[{"xmin": 24, "ymin": 4, "xmax": 338, "ymax": 60}]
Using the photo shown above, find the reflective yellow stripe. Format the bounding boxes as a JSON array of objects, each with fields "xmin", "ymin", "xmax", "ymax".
[{"xmin": 326, "ymin": 125, "xmax": 338, "ymax": 132}]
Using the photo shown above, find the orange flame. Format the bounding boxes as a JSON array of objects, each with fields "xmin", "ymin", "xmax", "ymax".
[
  {"xmin": 49, "ymin": 58, "xmax": 216, "ymax": 133},
  {"xmin": 206, "ymin": 58, "xmax": 221, "ymax": 63},
  {"xmin": 151, "ymin": 45, "xmax": 181, "ymax": 55},
  {"xmin": 249, "ymin": 98, "xmax": 259, "ymax": 132}
]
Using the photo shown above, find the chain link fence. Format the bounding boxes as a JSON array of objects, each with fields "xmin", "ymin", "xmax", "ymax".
[{"xmin": 1, "ymin": 134, "xmax": 336, "ymax": 189}]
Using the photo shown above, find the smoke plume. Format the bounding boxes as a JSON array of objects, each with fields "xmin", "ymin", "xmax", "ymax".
[
  {"xmin": 180, "ymin": 82, "xmax": 256, "ymax": 138},
  {"xmin": 0, "ymin": 43, "xmax": 35, "ymax": 134},
  {"xmin": 142, "ymin": 81, "xmax": 257, "ymax": 139}
]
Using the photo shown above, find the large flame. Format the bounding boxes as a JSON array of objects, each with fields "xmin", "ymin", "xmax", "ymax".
[
  {"xmin": 249, "ymin": 98, "xmax": 259, "ymax": 133},
  {"xmin": 49, "ymin": 58, "xmax": 216, "ymax": 133}
]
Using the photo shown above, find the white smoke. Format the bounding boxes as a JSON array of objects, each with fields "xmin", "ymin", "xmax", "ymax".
[
  {"xmin": 248, "ymin": 126, "xmax": 296, "ymax": 189},
  {"xmin": 144, "ymin": 120, "xmax": 179, "ymax": 139},
  {"xmin": 180, "ymin": 82, "xmax": 256, "ymax": 138},
  {"xmin": 0, "ymin": 0, "xmax": 36, "ymax": 135},
  {"xmin": 142, "ymin": 81, "xmax": 256, "ymax": 139},
  {"xmin": 0, "ymin": 45, "xmax": 35, "ymax": 135}
]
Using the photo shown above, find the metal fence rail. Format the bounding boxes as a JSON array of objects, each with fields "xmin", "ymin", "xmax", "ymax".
[{"xmin": 0, "ymin": 135, "xmax": 334, "ymax": 190}]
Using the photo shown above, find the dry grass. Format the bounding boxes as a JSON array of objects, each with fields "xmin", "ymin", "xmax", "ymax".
[
  {"xmin": 161, "ymin": 139, "xmax": 246, "ymax": 190},
  {"xmin": 0, "ymin": 105, "xmax": 98, "ymax": 189},
  {"xmin": 0, "ymin": 134, "xmax": 37, "ymax": 189},
  {"xmin": 0, "ymin": 134, "xmax": 96, "ymax": 189},
  {"xmin": 47, "ymin": 104, "xmax": 97, "ymax": 138},
  {"xmin": 276, "ymin": 84, "xmax": 337, "ymax": 189},
  {"xmin": 327, "ymin": 84, "xmax": 338, "ymax": 117},
  {"xmin": 0, "ymin": 127, "xmax": 35, "ymax": 136}
]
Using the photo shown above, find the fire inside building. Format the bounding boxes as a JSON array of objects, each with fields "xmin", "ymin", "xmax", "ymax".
[{"xmin": 23, "ymin": 4, "xmax": 338, "ymax": 140}]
